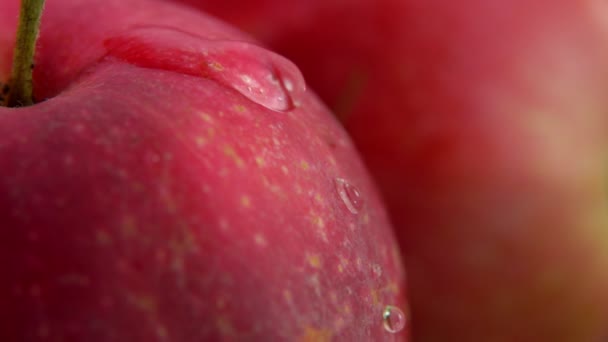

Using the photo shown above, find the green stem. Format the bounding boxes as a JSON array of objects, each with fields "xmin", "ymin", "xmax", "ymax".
[{"xmin": 5, "ymin": 0, "xmax": 45, "ymax": 107}]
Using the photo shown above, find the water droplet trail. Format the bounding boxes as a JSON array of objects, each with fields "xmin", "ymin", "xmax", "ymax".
[
  {"xmin": 335, "ymin": 178, "xmax": 364, "ymax": 214},
  {"xmin": 103, "ymin": 26, "xmax": 306, "ymax": 112}
]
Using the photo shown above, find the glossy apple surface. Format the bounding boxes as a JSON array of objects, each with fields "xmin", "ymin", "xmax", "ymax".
[
  {"xmin": 0, "ymin": 0, "xmax": 409, "ymax": 340},
  {"xmin": 175, "ymin": 0, "xmax": 608, "ymax": 340}
]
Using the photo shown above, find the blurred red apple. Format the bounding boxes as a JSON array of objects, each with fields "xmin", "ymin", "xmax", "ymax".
[
  {"xmin": 0, "ymin": 0, "xmax": 409, "ymax": 340},
  {"xmin": 175, "ymin": 0, "xmax": 608, "ymax": 340}
]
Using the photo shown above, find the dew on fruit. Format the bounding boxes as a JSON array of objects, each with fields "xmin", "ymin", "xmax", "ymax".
[
  {"xmin": 233, "ymin": 68, "xmax": 301, "ymax": 112},
  {"xmin": 335, "ymin": 178, "xmax": 364, "ymax": 214},
  {"xmin": 382, "ymin": 305, "xmax": 406, "ymax": 333},
  {"xmin": 103, "ymin": 27, "xmax": 306, "ymax": 112},
  {"xmin": 216, "ymin": 52, "xmax": 302, "ymax": 112}
]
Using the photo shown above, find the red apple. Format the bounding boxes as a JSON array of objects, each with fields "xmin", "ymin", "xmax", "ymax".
[
  {"xmin": 174, "ymin": 0, "xmax": 608, "ymax": 341},
  {"xmin": 0, "ymin": 0, "xmax": 409, "ymax": 340}
]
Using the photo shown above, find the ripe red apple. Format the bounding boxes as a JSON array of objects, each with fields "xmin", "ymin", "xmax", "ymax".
[
  {"xmin": 0, "ymin": 0, "xmax": 409, "ymax": 340},
  {"xmin": 173, "ymin": 0, "xmax": 608, "ymax": 341}
]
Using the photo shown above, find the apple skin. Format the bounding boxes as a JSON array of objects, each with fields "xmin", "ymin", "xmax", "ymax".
[
  {"xmin": 172, "ymin": 0, "xmax": 608, "ymax": 341},
  {"xmin": 0, "ymin": 0, "xmax": 409, "ymax": 340}
]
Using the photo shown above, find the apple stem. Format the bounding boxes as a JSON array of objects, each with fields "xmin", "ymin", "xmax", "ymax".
[{"xmin": 4, "ymin": 0, "xmax": 45, "ymax": 107}]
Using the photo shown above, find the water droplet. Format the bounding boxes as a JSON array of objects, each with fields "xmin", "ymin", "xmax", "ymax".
[
  {"xmin": 335, "ymin": 178, "xmax": 364, "ymax": 214},
  {"xmin": 103, "ymin": 26, "xmax": 306, "ymax": 112},
  {"xmin": 383, "ymin": 305, "xmax": 406, "ymax": 333}
]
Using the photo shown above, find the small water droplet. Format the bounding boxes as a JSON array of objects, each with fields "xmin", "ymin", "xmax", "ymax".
[
  {"xmin": 383, "ymin": 305, "xmax": 406, "ymax": 333},
  {"xmin": 335, "ymin": 178, "xmax": 364, "ymax": 214},
  {"xmin": 104, "ymin": 26, "xmax": 307, "ymax": 112}
]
